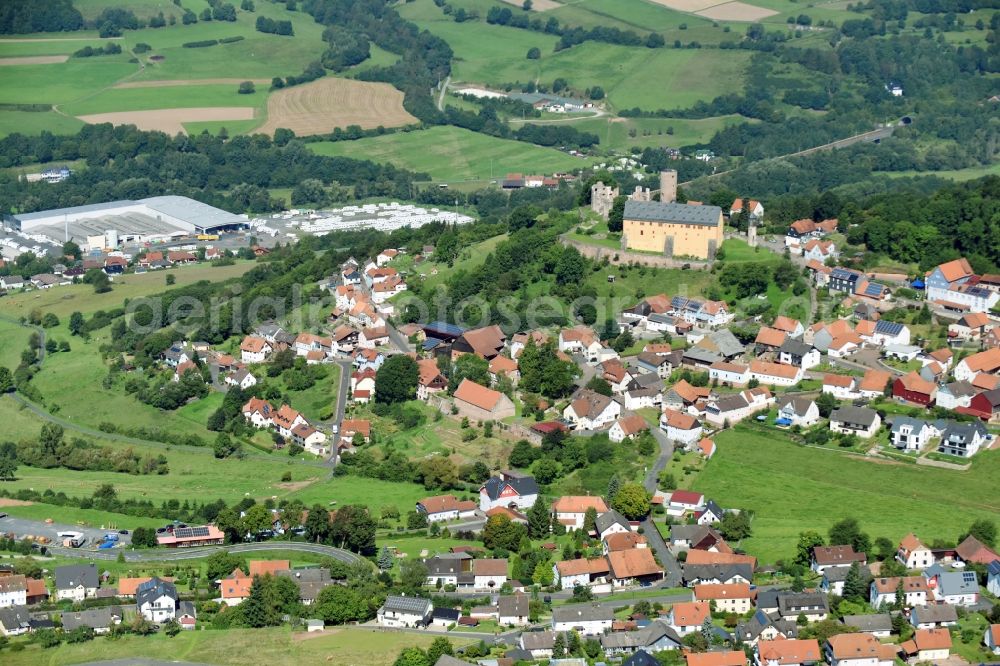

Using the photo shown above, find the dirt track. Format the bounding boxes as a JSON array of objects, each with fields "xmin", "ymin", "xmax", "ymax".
[
  {"xmin": 77, "ymin": 107, "xmax": 256, "ymax": 134},
  {"xmin": 254, "ymin": 77, "xmax": 417, "ymax": 138},
  {"xmin": 0, "ymin": 55, "xmax": 69, "ymax": 66}
]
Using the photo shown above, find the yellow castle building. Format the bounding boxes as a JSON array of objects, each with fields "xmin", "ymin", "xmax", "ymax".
[{"xmin": 622, "ymin": 200, "xmax": 724, "ymax": 260}]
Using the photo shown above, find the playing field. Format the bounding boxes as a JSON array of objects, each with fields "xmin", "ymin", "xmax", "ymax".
[
  {"xmin": 3, "ymin": 625, "xmax": 473, "ymax": 666},
  {"xmin": 695, "ymin": 426, "xmax": 1000, "ymax": 562},
  {"xmin": 254, "ymin": 77, "xmax": 418, "ymax": 137},
  {"xmin": 309, "ymin": 126, "xmax": 596, "ymax": 182}
]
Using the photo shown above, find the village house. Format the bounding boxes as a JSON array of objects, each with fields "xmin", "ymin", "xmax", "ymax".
[
  {"xmin": 926, "ymin": 258, "xmax": 999, "ymax": 313},
  {"xmin": 472, "ymin": 559, "xmax": 508, "ymax": 590},
  {"xmin": 936, "ymin": 380, "xmax": 977, "ymax": 409},
  {"xmin": 666, "ymin": 489, "xmax": 706, "ymax": 517},
  {"xmin": 62, "ymin": 607, "xmax": 121, "ymax": 635},
  {"xmin": 416, "ymin": 495, "xmax": 478, "ymax": 523},
  {"xmin": 900, "ymin": 628, "xmax": 951, "ymax": 663},
  {"xmin": 825, "ymin": 633, "xmax": 895, "ymax": 666},
  {"xmin": 479, "ymin": 471, "xmax": 538, "ymax": 512},
  {"xmin": 668, "ymin": 525, "xmax": 728, "ymax": 553},
  {"xmin": 858, "ymin": 369, "xmax": 891, "ymax": 399},
  {"xmin": 778, "ymin": 339, "xmax": 820, "ymax": 370},
  {"xmin": 802, "ymin": 239, "xmax": 838, "ymax": 263},
  {"xmin": 909, "ymin": 603, "xmax": 959, "ymax": 629},
  {"xmin": 704, "ymin": 388, "xmax": 774, "ymax": 427},
  {"xmin": 668, "ymin": 601, "xmax": 710, "ymax": 636},
  {"xmin": 694, "ymin": 583, "xmax": 752, "ymax": 613},
  {"xmin": 811, "ymin": 545, "xmax": 867, "ymax": 573},
  {"xmin": 822, "ymin": 374, "xmax": 859, "ymax": 400},
  {"xmin": 488, "ymin": 355, "xmax": 519, "ymax": 386},
  {"xmin": 956, "ymin": 534, "xmax": 1000, "ymax": 565},
  {"xmin": 955, "ymin": 347, "xmax": 1000, "ymax": 382},
  {"xmin": 749, "ymin": 360, "xmax": 803, "ymax": 387},
  {"xmin": 623, "ymin": 373, "xmax": 665, "ymax": 410},
  {"xmin": 777, "ymin": 396, "xmax": 820, "ymax": 428},
  {"xmin": 730, "ymin": 198, "xmax": 764, "ymax": 221},
  {"xmin": 552, "ymin": 604, "xmax": 614, "ymax": 636},
  {"xmin": 604, "ymin": 531, "xmax": 648, "ymax": 554},
  {"xmin": 240, "ymin": 336, "xmax": 272, "ymax": 364},
  {"xmin": 938, "ymin": 420, "xmax": 989, "ymax": 457},
  {"xmin": 609, "ymin": 412, "xmax": 650, "ymax": 443},
  {"xmin": 777, "ymin": 591, "xmax": 829, "ymax": 622},
  {"xmin": 756, "ymin": 638, "xmax": 822, "ymax": 666},
  {"xmin": 822, "ymin": 563, "xmax": 872, "ymax": 597},
  {"xmin": 927, "ymin": 570, "xmax": 979, "ymax": 606},
  {"xmin": 377, "ymin": 595, "xmax": 432, "ymax": 628},
  {"xmin": 0, "ymin": 576, "xmax": 27, "ymax": 608},
  {"xmin": 600, "ymin": 359, "xmax": 634, "ymax": 394},
  {"xmin": 595, "ymin": 510, "xmax": 632, "ymax": 540},
  {"xmin": 889, "ymin": 417, "xmax": 933, "ymax": 452},
  {"xmin": 829, "ymin": 406, "xmax": 881, "ymax": 439},
  {"xmin": 897, "ymin": 533, "xmax": 935, "ymax": 569},
  {"xmin": 55, "ymin": 565, "xmax": 99, "ymax": 602},
  {"xmin": 985, "ymin": 624, "xmax": 1000, "ymax": 655},
  {"xmin": 0, "ymin": 605, "xmax": 33, "ymax": 637},
  {"xmin": 661, "ymin": 408, "xmax": 703, "ymax": 446},
  {"xmin": 686, "ymin": 651, "xmax": 748, "ymax": 666},
  {"xmin": 709, "ymin": 361, "xmax": 750, "ymax": 386},
  {"xmin": 841, "ymin": 614, "xmax": 892, "ymax": 638},
  {"xmin": 608, "ymin": 548, "xmax": 663, "ymax": 587},
  {"xmin": 551, "ymin": 496, "xmax": 609, "ymax": 530},
  {"xmin": 415, "ymin": 359, "xmax": 447, "ymax": 401},
  {"xmin": 136, "ymin": 578, "xmax": 178, "ymax": 624},
  {"xmin": 893, "ymin": 371, "xmax": 937, "ymax": 406},
  {"xmin": 451, "ymin": 325, "xmax": 507, "ymax": 361},
  {"xmin": 963, "ymin": 387, "xmax": 1000, "ymax": 422},
  {"xmin": 453, "ymin": 378, "xmax": 515, "ymax": 421},
  {"xmin": 755, "ymin": 327, "xmax": 787, "ymax": 354},
  {"xmin": 563, "ymin": 389, "xmax": 622, "ymax": 431},
  {"xmin": 291, "ymin": 424, "xmax": 329, "ymax": 457},
  {"xmin": 498, "ymin": 593, "xmax": 530, "ymax": 626},
  {"xmin": 520, "ymin": 630, "xmax": 558, "ymax": 659},
  {"xmin": 358, "ymin": 326, "xmax": 390, "ymax": 349},
  {"xmin": 870, "ymin": 576, "xmax": 928, "ymax": 608},
  {"xmin": 554, "ymin": 558, "xmax": 610, "ymax": 590},
  {"xmin": 637, "ymin": 348, "xmax": 684, "ymax": 378},
  {"xmin": 949, "ymin": 312, "xmax": 993, "ymax": 342},
  {"xmin": 664, "ymin": 378, "xmax": 712, "ymax": 409}
]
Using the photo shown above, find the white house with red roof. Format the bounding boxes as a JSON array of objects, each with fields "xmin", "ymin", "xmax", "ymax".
[
  {"xmin": 551, "ymin": 496, "xmax": 609, "ymax": 530},
  {"xmin": 730, "ymin": 198, "xmax": 764, "ymax": 222},
  {"xmin": 416, "ymin": 494, "xmax": 478, "ymax": 523},
  {"xmin": 660, "ymin": 409, "xmax": 703, "ymax": 446},
  {"xmin": 666, "ymin": 490, "xmax": 705, "ymax": 517},
  {"xmin": 479, "ymin": 471, "xmax": 539, "ymax": 512},
  {"xmin": 240, "ymin": 336, "xmax": 272, "ymax": 363},
  {"xmin": 242, "ymin": 397, "xmax": 274, "ymax": 428}
]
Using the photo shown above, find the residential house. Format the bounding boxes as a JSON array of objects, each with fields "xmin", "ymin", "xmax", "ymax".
[
  {"xmin": 778, "ymin": 339, "xmax": 820, "ymax": 370},
  {"xmin": 601, "ymin": 622, "xmax": 684, "ymax": 657},
  {"xmin": 686, "ymin": 651, "xmax": 748, "ymax": 666},
  {"xmin": 749, "ymin": 360, "xmax": 802, "ymax": 387},
  {"xmin": 358, "ymin": 326, "xmax": 390, "ymax": 349},
  {"xmin": 825, "ymin": 633, "xmax": 895, "ymax": 666},
  {"xmin": 473, "ymin": 559, "xmax": 508, "ymax": 590},
  {"xmin": 0, "ymin": 576, "xmax": 27, "ymax": 609},
  {"xmin": 292, "ymin": 423, "xmax": 329, "ymax": 456},
  {"xmin": 604, "ymin": 531, "xmax": 648, "ymax": 554},
  {"xmin": 777, "ymin": 591, "xmax": 829, "ymax": 622},
  {"xmin": 667, "ymin": 490, "xmax": 706, "ymax": 517},
  {"xmin": 637, "ymin": 350, "xmax": 682, "ymax": 378},
  {"xmin": 777, "ymin": 396, "xmax": 820, "ymax": 428},
  {"xmin": 0, "ymin": 605, "xmax": 32, "ymax": 637},
  {"xmin": 736, "ymin": 609, "xmax": 799, "ymax": 647},
  {"xmin": 900, "ymin": 628, "xmax": 951, "ymax": 662},
  {"xmin": 949, "ymin": 312, "xmax": 993, "ymax": 342},
  {"xmin": 704, "ymin": 388, "xmax": 774, "ymax": 427},
  {"xmin": 870, "ymin": 576, "xmax": 928, "ymax": 608},
  {"xmin": 554, "ymin": 558, "xmax": 610, "ymax": 590},
  {"xmin": 479, "ymin": 471, "xmax": 538, "ymax": 512},
  {"xmin": 563, "ymin": 389, "xmax": 622, "ymax": 431},
  {"xmin": 607, "ymin": 548, "xmax": 663, "ymax": 587},
  {"xmin": 271, "ymin": 404, "xmax": 308, "ymax": 439},
  {"xmin": 756, "ymin": 639, "xmax": 821, "ymax": 666},
  {"xmin": 802, "ymin": 239, "xmax": 837, "ymax": 263},
  {"xmin": 990, "ymin": 561, "xmax": 1000, "ymax": 596},
  {"xmin": 136, "ymin": 577, "xmax": 177, "ymax": 623},
  {"xmin": 416, "ymin": 358, "xmax": 447, "ymax": 400},
  {"xmin": 985, "ymin": 624, "xmax": 1000, "ymax": 655},
  {"xmin": 416, "ymin": 495, "xmax": 478, "ymax": 523},
  {"xmin": 841, "ymin": 614, "xmax": 892, "ymax": 638},
  {"xmin": 730, "ymin": 198, "xmax": 764, "ymax": 221},
  {"xmin": 498, "ymin": 593, "xmax": 530, "ymax": 626},
  {"xmin": 694, "ymin": 583, "xmax": 752, "ymax": 613},
  {"xmin": 242, "ymin": 397, "xmax": 274, "ymax": 429},
  {"xmin": 811, "ymin": 545, "xmax": 867, "ymax": 573},
  {"xmin": 661, "ymin": 409, "xmax": 703, "ymax": 446},
  {"xmin": 697, "ymin": 438, "xmax": 718, "ymax": 461},
  {"xmin": 551, "ymin": 496, "xmax": 609, "ymax": 530},
  {"xmin": 451, "ymin": 325, "xmax": 506, "ymax": 361},
  {"xmin": 668, "ymin": 525, "xmax": 728, "ymax": 552},
  {"xmin": 664, "ymin": 379, "xmax": 712, "ymax": 409},
  {"xmin": 897, "ymin": 533, "xmax": 935, "ymax": 569},
  {"xmin": 240, "ymin": 336, "xmax": 272, "ymax": 363},
  {"xmin": 667, "ymin": 601, "xmax": 710, "ymax": 636},
  {"xmin": 24, "ymin": 578, "xmax": 47, "ymax": 605},
  {"xmin": 929, "ymin": 570, "xmax": 979, "ymax": 606},
  {"xmin": 551, "ymin": 604, "xmax": 614, "ymax": 635},
  {"xmin": 225, "ymin": 368, "xmax": 257, "ymax": 391},
  {"xmin": 926, "ymin": 258, "xmax": 999, "ymax": 312},
  {"xmin": 755, "ymin": 327, "xmax": 787, "ymax": 354},
  {"xmin": 684, "ymin": 563, "xmax": 754, "ymax": 586},
  {"xmin": 431, "ymin": 607, "xmax": 461, "ymax": 629},
  {"xmin": 55, "ymin": 564, "xmax": 98, "ymax": 602},
  {"xmin": 858, "ymin": 370, "xmax": 891, "ymax": 399},
  {"xmin": 453, "ymin": 379, "xmax": 515, "ymax": 421},
  {"xmin": 609, "ymin": 413, "xmax": 650, "ymax": 443},
  {"xmin": 954, "ymin": 347, "xmax": 1000, "ymax": 383},
  {"xmin": 595, "ymin": 510, "xmax": 632, "ymax": 540},
  {"xmin": 520, "ymin": 630, "xmax": 557, "ymax": 659},
  {"xmin": 338, "ymin": 418, "xmax": 370, "ymax": 447},
  {"xmin": 377, "ymin": 595, "xmax": 432, "ymax": 628},
  {"xmin": 893, "ymin": 371, "xmax": 937, "ymax": 406},
  {"xmin": 61, "ymin": 607, "xmax": 121, "ymax": 635},
  {"xmin": 822, "ymin": 563, "xmax": 872, "ymax": 597},
  {"xmin": 488, "ymin": 355, "xmax": 519, "ymax": 386},
  {"xmin": 623, "ymin": 373, "xmax": 665, "ymax": 411},
  {"xmin": 963, "ymin": 387, "xmax": 1000, "ymax": 422},
  {"xmin": 829, "ymin": 407, "xmax": 881, "ymax": 439},
  {"xmin": 352, "ymin": 347, "xmax": 384, "ymax": 372},
  {"xmin": 709, "ymin": 362, "xmax": 751, "ymax": 386},
  {"xmin": 956, "ymin": 534, "xmax": 1000, "ymax": 565},
  {"xmin": 0, "ymin": 276, "xmax": 25, "ymax": 290},
  {"xmin": 889, "ymin": 417, "xmax": 933, "ymax": 452},
  {"xmin": 823, "ymin": 374, "xmax": 859, "ymax": 400},
  {"xmin": 909, "ymin": 603, "xmax": 958, "ymax": 629},
  {"xmin": 600, "ymin": 359, "xmax": 634, "ymax": 394},
  {"xmin": 424, "ymin": 555, "xmax": 471, "ymax": 587},
  {"xmin": 936, "ymin": 381, "xmax": 977, "ymax": 410},
  {"xmin": 938, "ymin": 420, "xmax": 989, "ymax": 457}
]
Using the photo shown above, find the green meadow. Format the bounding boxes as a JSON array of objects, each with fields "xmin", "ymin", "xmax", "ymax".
[
  {"xmin": 61, "ymin": 84, "xmax": 264, "ymax": 116},
  {"xmin": 696, "ymin": 425, "xmax": 1000, "ymax": 562},
  {"xmin": 0, "ymin": 58, "xmax": 138, "ymax": 106},
  {"xmin": 309, "ymin": 126, "xmax": 597, "ymax": 182}
]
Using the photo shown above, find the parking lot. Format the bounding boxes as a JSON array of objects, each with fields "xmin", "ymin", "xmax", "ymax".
[{"xmin": 0, "ymin": 514, "xmax": 132, "ymax": 549}]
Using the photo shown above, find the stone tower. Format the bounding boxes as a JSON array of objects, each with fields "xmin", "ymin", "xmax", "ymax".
[
  {"xmin": 748, "ymin": 224, "xmax": 758, "ymax": 247},
  {"xmin": 590, "ymin": 182, "xmax": 619, "ymax": 219},
  {"xmin": 659, "ymin": 170, "xmax": 677, "ymax": 204}
]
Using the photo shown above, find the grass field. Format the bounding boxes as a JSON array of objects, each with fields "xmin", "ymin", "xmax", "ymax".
[
  {"xmin": 61, "ymin": 84, "xmax": 264, "ymax": 117},
  {"xmin": 0, "ymin": 500, "xmax": 166, "ymax": 530},
  {"xmin": 0, "ymin": 318, "xmax": 33, "ymax": 369},
  {"xmin": 287, "ymin": 475, "xmax": 430, "ymax": 515},
  {"xmin": 182, "ymin": 118, "xmax": 263, "ymax": 135},
  {"xmin": 0, "ymin": 110, "xmax": 85, "ymax": 137},
  {"xmin": 695, "ymin": 425, "xmax": 1000, "ymax": 563},
  {"xmin": 0, "ymin": 58, "xmax": 137, "ymax": 106},
  {"xmin": 0, "ymin": 39, "xmax": 116, "ymax": 57},
  {"xmin": 309, "ymin": 126, "xmax": 597, "ymax": 182},
  {"xmin": 4, "ymin": 625, "xmax": 471, "ymax": 666},
  {"xmin": 553, "ymin": 114, "xmax": 752, "ymax": 151}
]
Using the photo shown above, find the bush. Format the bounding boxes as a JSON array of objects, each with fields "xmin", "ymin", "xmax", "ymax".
[{"xmin": 183, "ymin": 39, "xmax": 219, "ymax": 48}]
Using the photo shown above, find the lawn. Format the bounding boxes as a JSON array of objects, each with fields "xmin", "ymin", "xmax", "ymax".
[
  {"xmin": 4, "ymin": 625, "xmax": 473, "ymax": 666},
  {"xmin": 60, "ymin": 83, "xmax": 265, "ymax": 116},
  {"xmin": 0, "ymin": 317, "xmax": 33, "ymax": 369},
  {"xmin": 0, "ymin": 110, "xmax": 85, "ymax": 138},
  {"xmin": 719, "ymin": 237, "xmax": 781, "ymax": 263},
  {"xmin": 287, "ymin": 475, "xmax": 430, "ymax": 515},
  {"xmin": 309, "ymin": 126, "xmax": 596, "ymax": 182},
  {"xmin": 694, "ymin": 425, "xmax": 1000, "ymax": 563},
  {"xmin": 0, "ymin": 58, "xmax": 138, "ymax": 105}
]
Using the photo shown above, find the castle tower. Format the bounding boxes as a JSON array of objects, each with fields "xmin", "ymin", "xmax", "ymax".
[
  {"xmin": 748, "ymin": 224, "xmax": 758, "ymax": 247},
  {"xmin": 659, "ymin": 170, "xmax": 677, "ymax": 204}
]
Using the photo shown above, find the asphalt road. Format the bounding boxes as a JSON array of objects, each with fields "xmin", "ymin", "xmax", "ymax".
[
  {"xmin": 0, "ymin": 514, "xmax": 131, "ymax": 548},
  {"xmin": 642, "ymin": 426, "xmax": 683, "ymax": 588}
]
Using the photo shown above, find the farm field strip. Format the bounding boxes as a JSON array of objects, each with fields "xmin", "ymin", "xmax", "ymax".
[
  {"xmin": 0, "ymin": 55, "xmax": 69, "ymax": 66},
  {"xmin": 77, "ymin": 107, "xmax": 257, "ymax": 134}
]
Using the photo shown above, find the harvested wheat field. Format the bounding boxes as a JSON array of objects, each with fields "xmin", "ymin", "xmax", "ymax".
[
  {"xmin": 695, "ymin": 1, "xmax": 777, "ymax": 20},
  {"xmin": 77, "ymin": 107, "xmax": 256, "ymax": 134},
  {"xmin": 254, "ymin": 77, "xmax": 417, "ymax": 137},
  {"xmin": 0, "ymin": 55, "xmax": 69, "ymax": 66},
  {"xmin": 115, "ymin": 78, "xmax": 271, "ymax": 89}
]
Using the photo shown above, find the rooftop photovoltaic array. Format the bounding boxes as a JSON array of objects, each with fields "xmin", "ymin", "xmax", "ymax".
[{"xmin": 172, "ymin": 527, "xmax": 210, "ymax": 539}]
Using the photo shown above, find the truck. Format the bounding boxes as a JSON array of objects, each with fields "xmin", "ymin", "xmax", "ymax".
[{"xmin": 197, "ymin": 234, "xmax": 220, "ymax": 241}]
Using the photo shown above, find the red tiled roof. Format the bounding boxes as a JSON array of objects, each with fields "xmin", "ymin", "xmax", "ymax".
[
  {"xmin": 454, "ymin": 379, "xmax": 504, "ymax": 411},
  {"xmin": 552, "ymin": 496, "xmax": 609, "ymax": 514}
]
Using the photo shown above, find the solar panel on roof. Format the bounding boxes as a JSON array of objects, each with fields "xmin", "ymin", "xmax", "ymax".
[
  {"xmin": 864, "ymin": 283, "xmax": 883, "ymax": 296},
  {"xmin": 172, "ymin": 527, "xmax": 210, "ymax": 539},
  {"xmin": 962, "ymin": 572, "xmax": 977, "ymax": 583}
]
